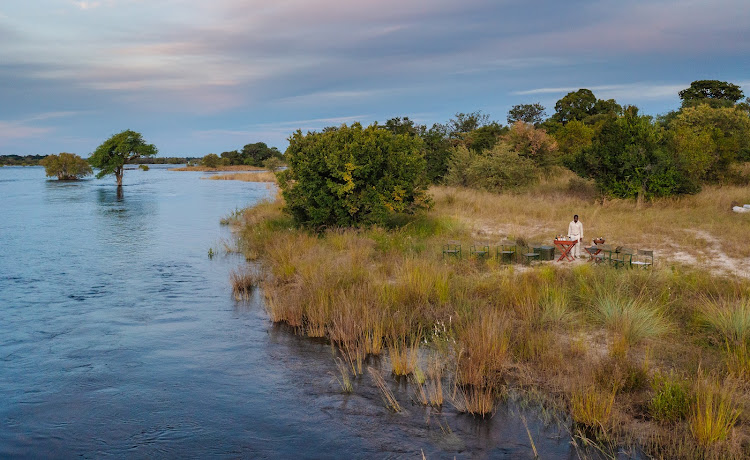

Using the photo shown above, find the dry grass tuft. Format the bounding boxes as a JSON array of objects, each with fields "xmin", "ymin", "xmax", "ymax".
[
  {"xmin": 569, "ymin": 386, "xmax": 616, "ymax": 434},
  {"xmin": 368, "ymin": 367, "xmax": 402, "ymax": 412},
  {"xmin": 688, "ymin": 377, "xmax": 741, "ymax": 448},
  {"xmin": 229, "ymin": 266, "xmax": 260, "ymax": 300}
]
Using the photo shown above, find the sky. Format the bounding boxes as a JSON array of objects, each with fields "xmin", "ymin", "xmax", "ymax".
[{"xmin": 1, "ymin": 0, "xmax": 749, "ymax": 156}]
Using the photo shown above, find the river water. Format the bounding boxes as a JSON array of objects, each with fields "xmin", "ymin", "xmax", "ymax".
[{"xmin": 0, "ymin": 166, "xmax": 578, "ymax": 458}]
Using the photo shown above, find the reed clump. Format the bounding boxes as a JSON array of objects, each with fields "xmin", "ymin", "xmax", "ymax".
[
  {"xmin": 229, "ymin": 266, "xmax": 260, "ymax": 300},
  {"xmin": 688, "ymin": 377, "xmax": 741, "ymax": 448}
]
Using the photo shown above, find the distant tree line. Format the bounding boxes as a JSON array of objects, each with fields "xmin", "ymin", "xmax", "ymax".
[
  {"xmin": 201, "ymin": 142, "xmax": 283, "ymax": 168},
  {"xmin": 0, "ymin": 155, "xmax": 47, "ymax": 166},
  {"xmin": 278, "ymin": 79, "xmax": 750, "ymax": 228}
]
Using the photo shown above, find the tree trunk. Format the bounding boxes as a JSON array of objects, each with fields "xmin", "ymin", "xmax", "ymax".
[{"xmin": 116, "ymin": 167, "xmax": 123, "ymax": 187}]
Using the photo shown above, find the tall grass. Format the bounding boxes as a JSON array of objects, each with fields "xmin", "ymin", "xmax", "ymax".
[
  {"xmin": 230, "ymin": 184, "xmax": 750, "ymax": 456},
  {"xmin": 688, "ymin": 377, "xmax": 741, "ymax": 447},
  {"xmin": 591, "ymin": 291, "xmax": 671, "ymax": 347}
]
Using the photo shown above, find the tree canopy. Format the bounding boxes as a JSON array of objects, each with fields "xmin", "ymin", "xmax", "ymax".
[
  {"xmin": 550, "ymin": 89, "xmax": 622, "ymax": 125},
  {"xmin": 507, "ymin": 103, "xmax": 546, "ymax": 126},
  {"xmin": 40, "ymin": 152, "xmax": 92, "ymax": 180},
  {"xmin": 679, "ymin": 80, "xmax": 745, "ymax": 108},
  {"xmin": 89, "ymin": 130, "xmax": 157, "ymax": 186},
  {"xmin": 278, "ymin": 123, "xmax": 430, "ymax": 228}
]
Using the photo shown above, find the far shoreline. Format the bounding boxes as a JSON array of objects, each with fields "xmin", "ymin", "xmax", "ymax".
[{"xmin": 168, "ymin": 165, "xmax": 265, "ymax": 172}]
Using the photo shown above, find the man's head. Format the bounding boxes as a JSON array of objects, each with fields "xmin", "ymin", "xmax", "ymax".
[{"xmin": 573, "ymin": 215, "xmax": 578, "ymax": 222}]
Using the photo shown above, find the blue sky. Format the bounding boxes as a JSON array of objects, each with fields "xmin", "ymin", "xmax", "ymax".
[{"xmin": 1, "ymin": 0, "xmax": 748, "ymax": 156}]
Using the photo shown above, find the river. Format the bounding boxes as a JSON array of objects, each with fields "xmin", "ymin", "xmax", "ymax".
[{"xmin": 0, "ymin": 165, "xmax": 577, "ymax": 458}]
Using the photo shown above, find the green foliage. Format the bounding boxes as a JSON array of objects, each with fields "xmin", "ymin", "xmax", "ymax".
[
  {"xmin": 667, "ymin": 105, "xmax": 750, "ymax": 181},
  {"xmin": 507, "ymin": 103, "xmax": 546, "ymax": 125},
  {"xmin": 551, "ymin": 89, "xmax": 622, "ymax": 125},
  {"xmin": 278, "ymin": 123, "xmax": 431, "ymax": 228},
  {"xmin": 241, "ymin": 142, "xmax": 281, "ymax": 166},
  {"xmin": 463, "ymin": 122, "xmax": 505, "ymax": 153},
  {"xmin": 576, "ymin": 109, "xmax": 690, "ymax": 199},
  {"xmin": 504, "ymin": 121, "xmax": 559, "ymax": 169},
  {"xmin": 39, "ymin": 152, "xmax": 92, "ymax": 180},
  {"xmin": 649, "ymin": 373, "xmax": 690, "ymax": 423},
  {"xmin": 89, "ymin": 130, "xmax": 157, "ymax": 186},
  {"xmin": 138, "ymin": 164, "xmax": 149, "ymax": 171},
  {"xmin": 554, "ymin": 120, "xmax": 595, "ymax": 166},
  {"xmin": 444, "ymin": 144, "xmax": 539, "ymax": 192},
  {"xmin": 421, "ymin": 123, "xmax": 453, "ymax": 183},
  {"xmin": 679, "ymin": 80, "xmax": 744, "ymax": 108},
  {"xmin": 262, "ymin": 156, "xmax": 284, "ymax": 173},
  {"xmin": 202, "ymin": 153, "xmax": 220, "ymax": 168},
  {"xmin": 0, "ymin": 154, "xmax": 46, "ymax": 166},
  {"xmin": 448, "ymin": 111, "xmax": 491, "ymax": 134}
]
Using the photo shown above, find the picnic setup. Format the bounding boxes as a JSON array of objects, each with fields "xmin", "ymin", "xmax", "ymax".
[{"xmin": 443, "ymin": 215, "xmax": 654, "ymax": 268}]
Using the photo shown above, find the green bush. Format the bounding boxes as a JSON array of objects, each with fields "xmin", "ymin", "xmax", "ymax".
[
  {"xmin": 39, "ymin": 152, "xmax": 92, "ymax": 180},
  {"xmin": 444, "ymin": 144, "xmax": 539, "ymax": 192},
  {"xmin": 201, "ymin": 153, "xmax": 220, "ymax": 168},
  {"xmin": 649, "ymin": 373, "xmax": 690, "ymax": 423},
  {"xmin": 278, "ymin": 123, "xmax": 431, "ymax": 228}
]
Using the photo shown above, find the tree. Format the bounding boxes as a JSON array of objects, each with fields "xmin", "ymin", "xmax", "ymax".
[
  {"xmin": 679, "ymin": 80, "xmax": 744, "ymax": 108},
  {"xmin": 39, "ymin": 152, "xmax": 92, "ymax": 180},
  {"xmin": 384, "ymin": 117, "xmax": 422, "ymax": 137},
  {"xmin": 202, "ymin": 153, "xmax": 220, "ymax": 168},
  {"xmin": 278, "ymin": 123, "xmax": 430, "ymax": 228},
  {"xmin": 89, "ymin": 130, "xmax": 157, "ymax": 186},
  {"xmin": 550, "ymin": 89, "xmax": 621, "ymax": 125},
  {"xmin": 444, "ymin": 144, "xmax": 538, "ymax": 192},
  {"xmin": 667, "ymin": 105, "xmax": 750, "ymax": 181},
  {"xmin": 576, "ymin": 108, "xmax": 686, "ymax": 200},
  {"xmin": 241, "ymin": 142, "xmax": 280, "ymax": 167},
  {"xmin": 554, "ymin": 120, "xmax": 595, "ymax": 164},
  {"xmin": 262, "ymin": 156, "xmax": 284, "ymax": 173},
  {"xmin": 421, "ymin": 123, "xmax": 453, "ymax": 183},
  {"xmin": 448, "ymin": 111, "xmax": 491, "ymax": 136},
  {"xmin": 504, "ymin": 121, "xmax": 559, "ymax": 169},
  {"xmin": 507, "ymin": 103, "xmax": 546, "ymax": 125}
]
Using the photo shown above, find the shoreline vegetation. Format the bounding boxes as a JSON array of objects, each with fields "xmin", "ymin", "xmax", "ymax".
[
  {"xmin": 169, "ymin": 165, "xmax": 265, "ymax": 172},
  {"xmin": 226, "ymin": 175, "xmax": 750, "ymax": 458},
  {"xmin": 203, "ymin": 171, "xmax": 277, "ymax": 182}
]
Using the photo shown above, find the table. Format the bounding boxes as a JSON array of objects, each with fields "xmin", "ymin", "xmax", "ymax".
[
  {"xmin": 553, "ymin": 239, "xmax": 577, "ymax": 262},
  {"xmin": 584, "ymin": 245, "xmax": 602, "ymax": 263}
]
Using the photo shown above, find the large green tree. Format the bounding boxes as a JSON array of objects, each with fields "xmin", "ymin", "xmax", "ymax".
[
  {"xmin": 679, "ymin": 80, "xmax": 745, "ymax": 108},
  {"xmin": 241, "ymin": 142, "xmax": 281, "ymax": 166},
  {"xmin": 576, "ymin": 108, "xmax": 687, "ymax": 200},
  {"xmin": 89, "ymin": 130, "xmax": 157, "ymax": 186},
  {"xmin": 40, "ymin": 152, "xmax": 92, "ymax": 180},
  {"xmin": 550, "ymin": 89, "xmax": 622, "ymax": 126},
  {"xmin": 278, "ymin": 123, "xmax": 430, "ymax": 228}
]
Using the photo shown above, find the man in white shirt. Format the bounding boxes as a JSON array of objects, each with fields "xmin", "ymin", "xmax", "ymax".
[{"xmin": 568, "ymin": 215, "xmax": 583, "ymax": 258}]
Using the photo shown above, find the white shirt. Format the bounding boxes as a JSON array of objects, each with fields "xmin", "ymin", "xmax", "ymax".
[{"xmin": 568, "ymin": 220, "xmax": 583, "ymax": 239}]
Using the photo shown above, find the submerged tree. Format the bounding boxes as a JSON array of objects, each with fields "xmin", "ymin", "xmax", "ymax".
[
  {"xmin": 40, "ymin": 152, "xmax": 92, "ymax": 180},
  {"xmin": 89, "ymin": 130, "xmax": 157, "ymax": 186}
]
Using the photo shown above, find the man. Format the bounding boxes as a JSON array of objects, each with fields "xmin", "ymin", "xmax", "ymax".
[{"xmin": 568, "ymin": 215, "xmax": 583, "ymax": 258}]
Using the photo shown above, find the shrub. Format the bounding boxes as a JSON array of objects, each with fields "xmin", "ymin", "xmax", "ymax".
[
  {"xmin": 444, "ymin": 144, "xmax": 539, "ymax": 192},
  {"xmin": 39, "ymin": 152, "xmax": 92, "ymax": 180},
  {"xmin": 201, "ymin": 153, "xmax": 220, "ymax": 168},
  {"xmin": 278, "ymin": 123, "xmax": 431, "ymax": 228}
]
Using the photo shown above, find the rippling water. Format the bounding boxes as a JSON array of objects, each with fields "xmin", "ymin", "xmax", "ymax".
[{"xmin": 0, "ymin": 166, "xmax": 577, "ymax": 458}]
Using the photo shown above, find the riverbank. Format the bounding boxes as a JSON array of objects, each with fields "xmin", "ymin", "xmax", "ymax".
[
  {"xmin": 204, "ymin": 171, "xmax": 277, "ymax": 182},
  {"xmin": 229, "ymin": 176, "xmax": 750, "ymax": 458},
  {"xmin": 169, "ymin": 165, "xmax": 264, "ymax": 171}
]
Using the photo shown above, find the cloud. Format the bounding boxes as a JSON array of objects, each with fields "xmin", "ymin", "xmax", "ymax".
[{"xmin": 72, "ymin": 1, "xmax": 102, "ymax": 10}]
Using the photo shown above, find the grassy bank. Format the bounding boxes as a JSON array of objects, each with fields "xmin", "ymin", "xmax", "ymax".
[
  {"xmin": 230, "ymin": 178, "xmax": 750, "ymax": 458},
  {"xmin": 169, "ymin": 165, "xmax": 264, "ymax": 172},
  {"xmin": 204, "ymin": 171, "xmax": 277, "ymax": 182}
]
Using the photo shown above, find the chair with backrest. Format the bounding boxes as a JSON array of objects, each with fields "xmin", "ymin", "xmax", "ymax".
[
  {"xmin": 471, "ymin": 244, "xmax": 490, "ymax": 260},
  {"xmin": 631, "ymin": 249, "xmax": 654, "ymax": 268},
  {"xmin": 611, "ymin": 247, "xmax": 633, "ymax": 269},
  {"xmin": 442, "ymin": 241, "xmax": 461, "ymax": 259},
  {"xmin": 496, "ymin": 241, "xmax": 516, "ymax": 264},
  {"xmin": 522, "ymin": 242, "xmax": 541, "ymax": 265},
  {"xmin": 593, "ymin": 244, "xmax": 613, "ymax": 265}
]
